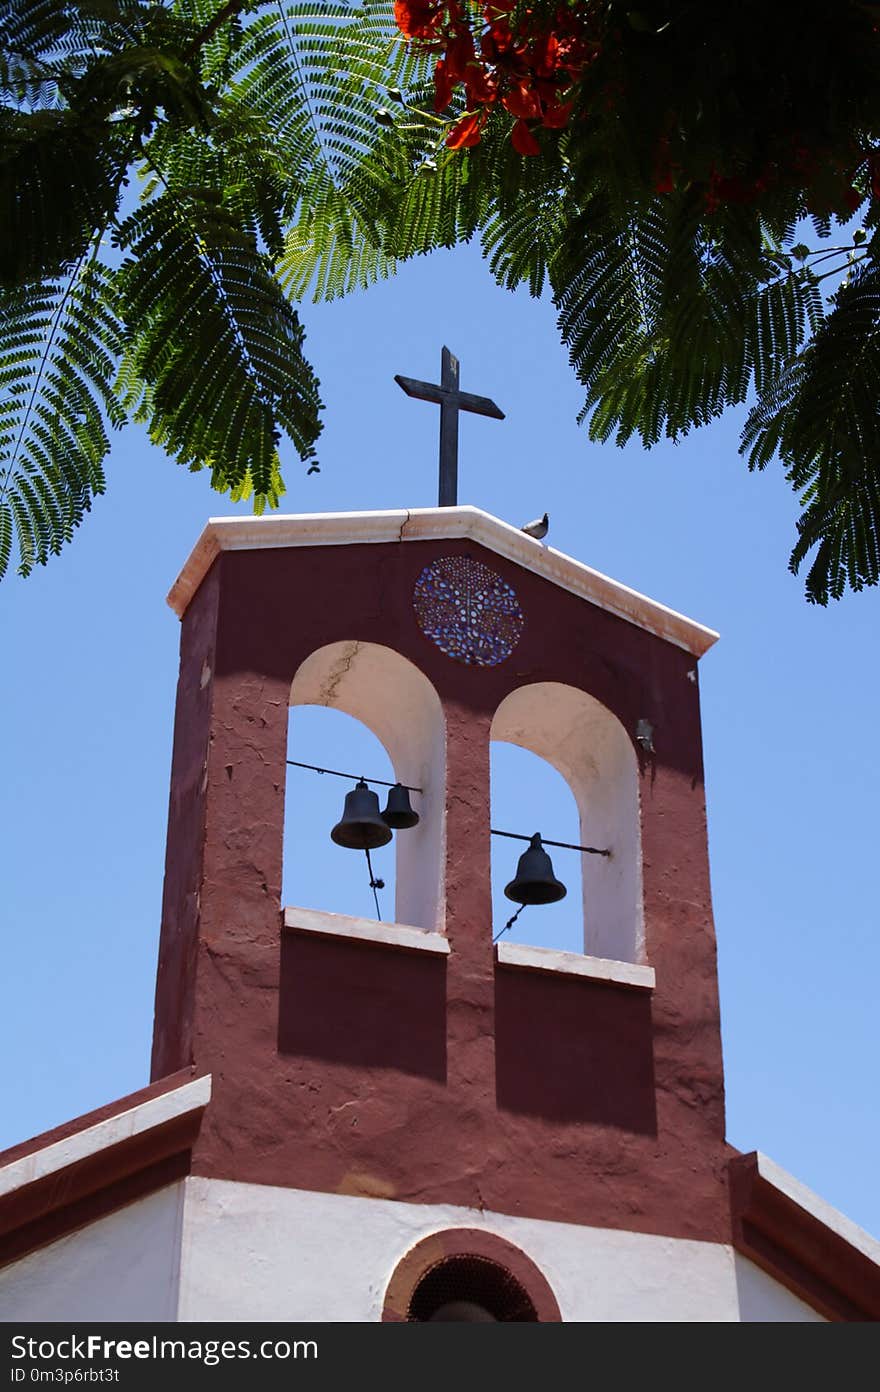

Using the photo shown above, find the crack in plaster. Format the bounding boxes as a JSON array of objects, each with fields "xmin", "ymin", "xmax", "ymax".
[{"xmin": 316, "ymin": 641, "xmax": 362, "ymax": 709}]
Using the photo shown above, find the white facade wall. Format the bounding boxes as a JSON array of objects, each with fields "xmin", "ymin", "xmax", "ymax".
[
  {"xmin": 0, "ymin": 1177, "xmax": 826, "ymax": 1321},
  {"xmin": 177, "ymin": 1178, "xmax": 826, "ymax": 1323},
  {"xmin": 733, "ymin": 1253, "xmax": 825, "ymax": 1322},
  {"xmin": 0, "ymin": 1182, "xmax": 184, "ymax": 1321}
]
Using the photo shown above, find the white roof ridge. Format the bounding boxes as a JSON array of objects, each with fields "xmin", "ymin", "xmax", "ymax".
[
  {"xmin": 166, "ymin": 506, "xmax": 719, "ymax": 658},
  {"xmin": 0, "ymin": 1074, "xmax": 212, "ymax": 1200}
]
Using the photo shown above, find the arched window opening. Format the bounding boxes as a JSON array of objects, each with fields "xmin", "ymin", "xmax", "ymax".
[
  {"xmin": 490, "ymin": 744, "xmax": 584, "ymax": 955},
  {"xmin": 408, "ymin": 1255, "xmax": 538, "ymax": 1322},
  {"xmin": 287, "ymin": 641, "xmax": 446, "ymax": 933},
  {"xmin": 491, "ymin": 682, "xmax": 643, "ymax": 964},
  {"xmin": 284, "ymin": 706, "xmax": 399, "ymax": 923},
  {"xmin": 382, "ymin": 1230, "xmax": 561, "ymax": 1323}
]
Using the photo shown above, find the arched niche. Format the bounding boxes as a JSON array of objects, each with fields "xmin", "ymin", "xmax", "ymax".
[
  {"xmin": 490, "ymin": 743, "xmax": 585, "ymax": 953},
  {"xmin": 491, "ymin": 682, "xmax": 643, "ymax": 964},
  {"xmin": 284, "ymin": 707, "xmax": 399, "ymax": 919},
  {"xmin": 290, "ymin": 641, "xmax": 446, "ymax": 933}
]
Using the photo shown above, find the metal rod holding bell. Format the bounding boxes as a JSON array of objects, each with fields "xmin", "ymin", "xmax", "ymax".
[
  {"xmin": 287, "ymin": 759, "xmax": 422, "ymax": 794},
  {"xmin": 490, "ymin": 827, "xmax": 610, "ymax": 857}
]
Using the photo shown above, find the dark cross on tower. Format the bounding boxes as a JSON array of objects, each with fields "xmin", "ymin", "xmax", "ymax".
[{"xmin": 395, "ymin": 346, "xmax": 504, "ymax": 507}]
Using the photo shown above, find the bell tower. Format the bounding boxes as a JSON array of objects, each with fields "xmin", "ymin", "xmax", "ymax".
[
  {"xmin": 2, "ymin": 335, "xmax": 876, "ymax": 1320},
  {"xmin": 4, "ymin": 499, "xmax": 876, "ymax": 1323},
  {"xmin": 150, "ymin": 502, "xmax": 753, "ymax": 1319}
]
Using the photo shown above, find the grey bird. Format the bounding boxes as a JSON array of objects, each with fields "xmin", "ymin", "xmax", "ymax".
[{"xmin": 521, "ymin": 511, "xmax": 549, "ymax": 540}]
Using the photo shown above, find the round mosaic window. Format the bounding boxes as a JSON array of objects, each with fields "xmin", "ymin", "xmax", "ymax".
[{"xmin": 413, "ymin": 555, "xmax": 524, "ymax": 667}]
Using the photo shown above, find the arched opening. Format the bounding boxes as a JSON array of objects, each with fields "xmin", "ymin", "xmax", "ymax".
[
  {"xmin": 490, "ymin": 744, "xmax": 585, "ymax": 954},
  {"xmin": 491, "ymin": 682, "xmax": 643, "ymax": 964},
  {"xmin": 408, "ymin": 1255, "xmax": 537, "ymax": 1322},
  {"xmin": 284, "ymin": 707, "xmax": 399, "ymax": 921},
  {"xmin": 287, "ymin": 641, "xmax": 446, "ymax": 932},
  {"xmin": 382, "ymin": 1229, "xmax": 561, "ymax": 1323}
]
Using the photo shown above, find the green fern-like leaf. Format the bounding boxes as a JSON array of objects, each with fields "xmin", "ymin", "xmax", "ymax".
[
  {"xmin": 0, "ymin": 107, "xmax": 133, "ymax": 286},
  {"xmin": 235, "ymin": 3, "xmax": 455, "ymax": 300},
  {"xmin": 115, "ymin": 186, "xmax": 322, "ymax": 503},
  {"xmin": 0, "ymin": 258, "xmax": 124, "ymax": 578},
  {"xmin": 743, "ymin": 263, "xmax": 880, "ymax": 602}
]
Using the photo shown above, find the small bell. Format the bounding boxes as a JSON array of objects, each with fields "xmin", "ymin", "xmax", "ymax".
[
  {"xmin": 504, "ymin": 833, "xmax": 567, "ymax": 906},
  {"xmin": 381, "ymin": 782, "xmax": 420, "ymax": 830},
  {"xmin": 330, "ymin": 780, "xmax": 393, "ymax": 850}
]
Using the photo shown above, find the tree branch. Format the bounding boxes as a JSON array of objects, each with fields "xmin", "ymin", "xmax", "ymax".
[{"xmin": 185, "ymin": 0, "xmax": 255, "ymax": 59}]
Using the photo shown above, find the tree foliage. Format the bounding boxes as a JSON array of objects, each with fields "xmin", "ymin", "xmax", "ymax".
[
  {"xmin": 1, "ymin": 0, "xmax": 328, "ymax": 576},
  {"xmin": 2, "ymin": 0, "xmax": 880, "ymax": 601}
]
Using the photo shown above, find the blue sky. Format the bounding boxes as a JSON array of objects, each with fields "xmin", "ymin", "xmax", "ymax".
[{"xmin": 2, "ymin": 240, "xmax": 878, "ymax": 1240}]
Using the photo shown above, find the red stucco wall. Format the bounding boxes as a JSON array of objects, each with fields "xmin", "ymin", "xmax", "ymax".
[{"xmin": 152, "ymin": 537, "xmax": 729, "ymax": 1241}]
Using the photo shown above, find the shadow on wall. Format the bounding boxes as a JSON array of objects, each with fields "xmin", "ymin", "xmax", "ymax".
[
  {"xmin": 494, "ymin": 968, "xmax": 657, "ymax": 1133},
  {"xmin": 278, "ymin": 934, "xmax": 448, "ymax": 1083}
]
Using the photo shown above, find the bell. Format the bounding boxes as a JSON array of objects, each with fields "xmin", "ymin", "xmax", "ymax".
[
  {"xmin": 381, "ymin": 783, "xmax": 420, "ymax": 830},
  {"xmin": 504, "ymin": 833, "xmax": 567, "ymax": 906},
  {"xmin": 330, "ymin": 780, "xmax": 393, "ymax": 850}
]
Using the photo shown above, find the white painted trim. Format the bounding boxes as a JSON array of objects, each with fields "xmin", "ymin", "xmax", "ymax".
[
  {"xmin": 754, "ymin": 1153, "xmax": 880, "ymax": 1268},
  {"xmin": 283, "ymin": 905, "xmax": 450, "ymax": 955},
  {"xmin": 0, "ymin": 1075, "xmax": 212, "ymax": 1199},
  {"xmin": 495, "ymin": 940, "xmax": 655, "ymax": 990},
  {"xmin": 167, "ymin": 508, "xmax": 719, "ymax": 657}
]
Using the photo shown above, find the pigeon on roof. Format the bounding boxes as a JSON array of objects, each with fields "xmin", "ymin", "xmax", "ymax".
[{"xmin": 521, "ymin": 512, "xmax": 549, "ymax": 540}]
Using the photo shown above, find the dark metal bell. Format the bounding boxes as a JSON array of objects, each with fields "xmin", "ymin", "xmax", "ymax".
[
  {"xmin": 381, "ymin": 783, "xmax": 420, "ymax": 830},
  {"xmin": 330, "ymin": 780, "xmax": 393, "ymax": 850},
  {"xmin": 504, "ymin": 833, "xmax": 567, "ymax": 906}
]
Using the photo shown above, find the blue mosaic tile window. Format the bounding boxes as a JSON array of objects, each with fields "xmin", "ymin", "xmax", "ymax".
[{"xmin": 413, "ymin": 556, "xmax": 524, "ymax": 667}]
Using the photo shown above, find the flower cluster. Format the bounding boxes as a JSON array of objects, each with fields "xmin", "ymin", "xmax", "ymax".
[
  {"xmin": 394, "ymin": 0, "xmax": 879, "ymax": 216},
  {"xmin": 701, "ymin": 144, "xmax": 870, "ymax": 218},
  {"xmin": 393, "ymin": 0, "xmax": 599, "ymax": 154},
  {"xmin": 654, "ymin": 135, "xmax": 868, "ymax": 216}
]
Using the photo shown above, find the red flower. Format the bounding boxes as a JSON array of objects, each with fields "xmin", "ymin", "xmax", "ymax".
[
  {"xmin": 654, "ymin": 138, "xmax": 674, "ymax": 193},
  {"xmin": 503, "ymin": 81, "xmax": 542, "ymax": 120},
  {"xmin": 446, "ymin": 110, "xmax": 486, "ymax": 149},
  {"xmin": 434, "ymin": 58, "xmax": 455, "ymax": 111},
  {"xmin": 531, "ymin": 32, "xmax": 559, "ymax": 78},
  {"xmin": 541, "ymin": 98, "xmax": 572, "ymax": 129},
  {"xmin": 445, "ymin": 28, "xmax": 476, "ymax": 81},
  {"xmin": 465, "ymin": 65, "xmax": 496, "ymax": 107},
  {"xmin": 394, "ymin": 0, "xmax": 440, "ymax": 40},
  {"xmin": 714, "ymin": 174, "xmax": 751, "ymax": 203},
  {"xmin": 511, "ymin": 119, "xmax": 540, "ymax": 156},
  {"xmin": 481, "ymin": 21, "xmax": 513, "ymax": 61}
]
